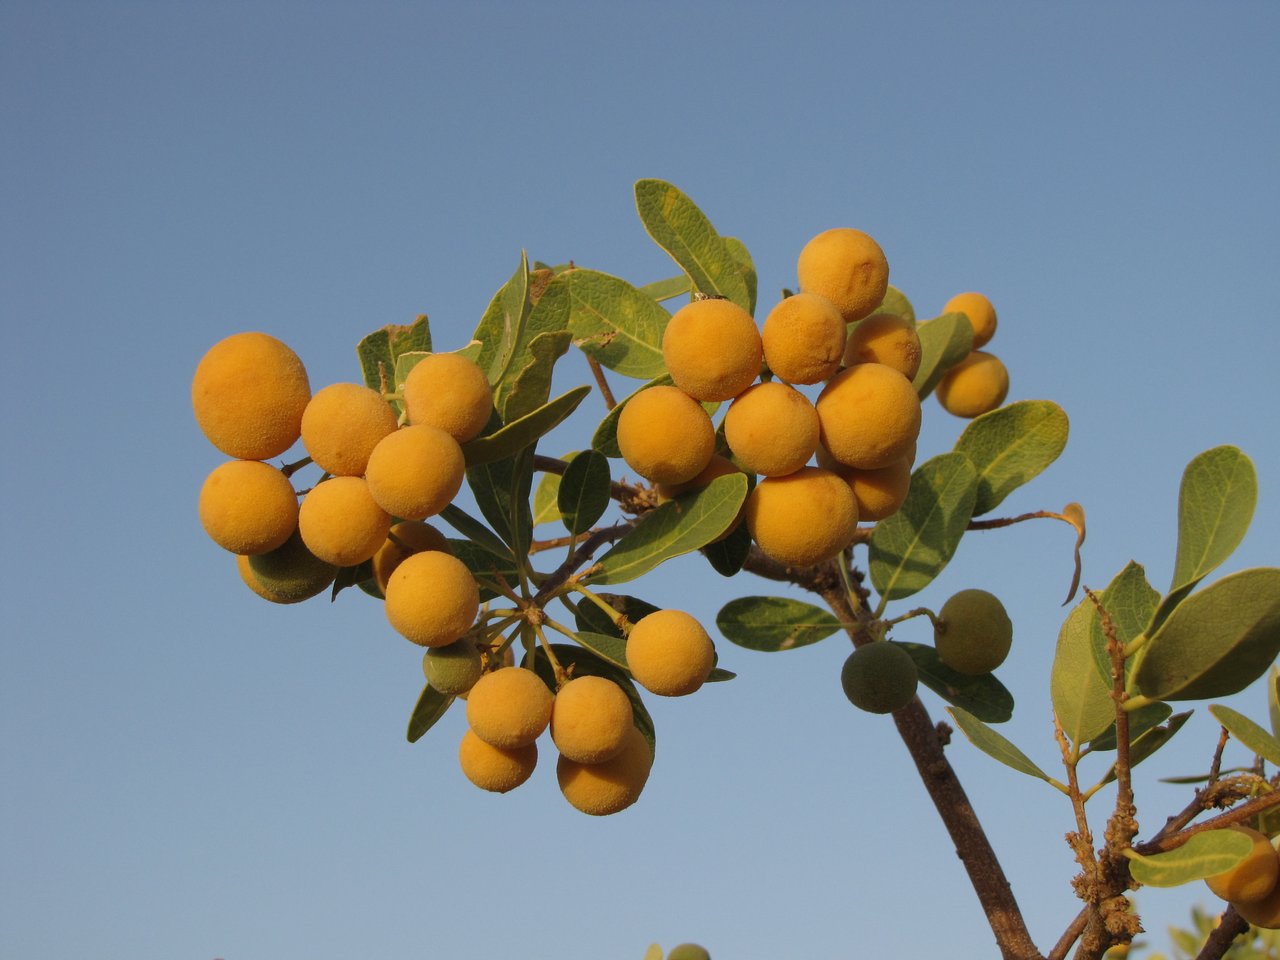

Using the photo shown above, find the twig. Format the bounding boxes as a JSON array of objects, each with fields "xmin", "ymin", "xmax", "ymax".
[{"xmin": 586, "ymin": 355, "xmax": 617, "ymax": 409}]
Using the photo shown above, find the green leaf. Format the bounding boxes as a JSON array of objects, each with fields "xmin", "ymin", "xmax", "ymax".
[
  {"xmin": 558, "ymin": 449, "xmax": 612, "ymax": 538},
  {"xmin": 592, "ymin": 375, "xmax": 673, "ymax": 457},
  {"xmin": 571, "ymin": 631, "xmax": 629, "ymax": 670},
  {"xmin": 532, "ymin": 470, "xmax": 562, "ymax": 526},
  {"xmin": 564, "ymin": 269, "xmax": 671, "ymax": 379},
  {"xmin": 1270, "ymin": 666, "xmax": 1280, "ymax": 739},
  {"xmin": 1087, "ymin": 561, "xmax": 1160, "ymax": 689},
  {"xmin": 465, "ymin": 451, "xmax": 534, "ymax": 558},
  {"xmin": 638, "ymin": 275, "xmax": 692, "ymax": 302},
  {"xmin": 329, "ymin": 560, "xmax": 373, "ymax": 601},
  {"xmin": 496, "ymin": 330, "xmax": 573, "ymax": 423},
  {"xmin": 898, "ymin": 642, "xmax": 1014, "ymax": 723},
  {"xmin": 589, "ymin": 474, "xmax": 749, "ymax": 585},
  {"xmin": 439, "ymin": 506, "xmax": 514, "ymax": 563},
  {"xmin": 876, "ymin": 285, "xmax": 915, "ymax": 324},
  {"xmin": 471, "ymin": 253, "xmax": 532, "ymax": 384},
  {"xmin": 407, "ymin": 684, "xmax": 454, "ymax": 743},
  {"xmin": 869, "ymin": 452, "xmax": 978, "ymax": 601},
  {"xmin": 1105, "ymin": 711, "xmax": 1192, "ymax": 781},
  {"xmin": 702, "ymin": 520, "xmax": 751, "ymax": 577},
  {"xmin": 1127, "ymin": 829, "xmax": 1252, "ymax": 888},
  {"xmin": 573, "ymin": 593, "xmax": 661, "ymax": 639},
  {"xmin": 948, "ymin": 707, "xmax": 1052, "ymax": 782},
  {"xmin": 634, "ymin": 179, "xmax": 751, "ymax": 311},
  {"xmin": 528, "ymin": 643, "xmax": 656, "ymax": 754},
  {"xmin": 1087, "ymin": 701, "xmax": 1173, "ymax": 752},
  {"xmin": 1134, "ymin": 568, "xmax": 1280, "ymax": 701},
  {"xmin": 1052, "ymin": 599, "xmax": 1116, "ymax": 745},
  {"xmin": 911, "ymin": 312, "xmax": 973, "ymax": 399},
  {"xmin": 716, "ymin": 596, "xmax": 843, "ymax": 652},
  {"xmin": 952, "ymin": 400, "xmax": 1069, "ymax": 516},
  {"xmin": 462, "ymin": 385, "xmax": 590, "ymax": 466},
  {"xmin": 445, "ymin": 537, "xmax": 520, "ymax": 601},
  {"xmin": 356, "ymin": 315, "xmax": 432, "ymax": 410},
  {"xmin": 1209, "ymin": 704, "xmax": 1280, "ymax": 767},
  {"xmin": 723, "ymin": 235, "xmax": 757, "ymax": 316}
]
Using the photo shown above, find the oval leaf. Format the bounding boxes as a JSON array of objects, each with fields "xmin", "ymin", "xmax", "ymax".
[
  {"xmin": 571, "ymin": 630, "xmax": 629, "ymax": 670},
  {"xmin": 1209, "ymin": 704, "xmax": 1280, "ymax": 768},
  {"xmin": 948, "ymin": 707, "xmax": 1052, "ymax": 782},
  {"xmin": 1099, "ymin": 710, "xmax": 1192, "ymax": 785},
  {"xmin": 462, "ymin": 385, "xmax": 590, "ymax": 466},
  {"xmin": 558, "ymin": 449, "xmax": 612, "ymax": 538},
  {"xmin": 1087, "ymin": 561, "xmax": 1160, "ymax": 687},
  {"xmin": 638, "ymin": 274, "xmax": 692, "ymax": 302},
  {"xmin": 1128, "ymin": 829, "xmax": 1253, "ymax": 888},
  {"xmin": 357, "ymin": 314, "xmax": 433, "ymax": 397},
  {"xmin": 532, "ymin": 470, "xmax": 562, "ymax": 526},
  {"xmin": 1088, "ymin": 701, "xmax": 1174, "ymax": 753},
  {"xmin": 563, "ymin": 268, "xmax": 672, "ymax": 379},
  {"xmin": 716, "ymin": 596, "xmax": 842, "ymax": 652},
  {"xmin": 702, "ymin": 520, "xmax": 752, "ymax": 577},
  {"xmin": 407, "ymin": 684, "xmax": 454, "ymax": 743},
  {"xmin": 573, "ymin": 593, "xmax": 661, "ymax": 638},
  {"xmin": 911, "ymin": 312, "xmax": 973, "ymax": 399},
  {"xmin": 953, "ymin": 400, "xmax": 1069, "ymax": 516},
  {"xmin": 723, "ymin": 235, "xmax": 757, "ymax": 316},
  {"xmin": 876, "ymin": 285, "xmax": 915, "ymax": 324},
  {"xmin": 1052, "ymin": 598, "xmax": 1117, "ymax": 746},
  {"xmin": 898, "ymin": 642, "xmax": 1014, "ymax": 723},
  {"xmin": 470, "ymin": 253, "xmax": 532, "ymax": 383}
]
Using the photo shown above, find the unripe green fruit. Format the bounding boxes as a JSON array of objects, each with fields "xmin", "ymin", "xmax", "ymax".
[
  {"xmin": 840, "ymin": 642, "xmax": 918, "ymax": 714},
  {"xmin": 667, "ymin": 945, "xmax": 712, "ymax": 960},
  {"xmin": 935, "ymin": 589, "xmax": 1013, "ymax": 675},
  {"xmin": 240, "ymin": 528, "xmax": 338, "ymax": 603},
  {"xmin": 422, "ymin": 635, "xmax": 485, "ymax": 696}
]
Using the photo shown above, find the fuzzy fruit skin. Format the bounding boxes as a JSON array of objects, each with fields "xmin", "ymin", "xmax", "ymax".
[
  {"xmin": 744, "ymin": 466, "xmax": 858, "ymax": 568},
  {"xmin": 832, "ymin": 457, "xmax": 914, "ymax": 523},
  {"xmin": 371, "ymin": 520, "xmax": 451, "ymax": 594},
  {"xmin": 935, "ymin": 589, "xmax": 1013, "ymax": 675},
  {"xmin": 616, "ymin": 386, "xmax": 715, "ymax": 485},
  {"xmin": 297, "ymin": 476, "xmax": 391, "ymax": 567},
  {"xmin": 300, "ymin": 382, "xmax": 398, "ymax": 476},
  {"xmin": 402, "ymin": 352, "xmax": 494, "ymax": 443},
  {"xmin": 943, "ymin": 292, "xmax": 998, "ymax": 349},
  {"xmin": 422, "ymin": 634, "xmax": 485, "ymax": 696},
  {"xmin": 1232, "ymin": 852, "xmax": 1280, "ymax": 928},
  {"xmin": 556, "ymin": 724, "xmax": 653, "ymax": 816},
  {"xmin": 364, "ymin": 424, "xmax": 466, "ymax": 520},
  {"xmin": 384, "ymin": 550, "xmax": 479, "ymax": 648},
  {"xmin": 723, "ymin": 382, "xmax": 820, "ymax": 478},
  {"xmin": 466, "ymin": 667, "xmax": 554, "ymax": 749},
  {"xmin": 1206, "ymin": 826, "xmax": 1280, "ymax": 904},
  {"xmin": 192, "ymin": 331, "xmax": 312, "ymax": 460},
  {"xmin": 797, "ymin": 228, "xmax": 889, "ymax": 323},
  {"xmin": 841, "ymin": 642, "xmax": 919, "ymax": 714},
  {"xmin": 551, "ymin": 675, "xmax": 635, "ymax": 763},
  {"xmin": 626, "ymin": 609, "xmax": 716, "ymax": 697},
  {"xmin": 240, "ymin": 528, "xmax": 337, "ymax": 602},
  {"xmin": 199, "ymin": 460, "xmax": 299, "ymax": 555},
  {"xmin": 458, "ymin": 729, "xmax": 537, "ymax": 793},
  {"xmin": 761, "ymin": 292, "xmax": 846, "ymax": 385},
  {"xmin": 936, "ymin": 351, "xmax": 1009, "ymax": 419},
  {"xmin": 662, "ymin": 298, "xmax": 762, "ymax": 402},
  {"xmin": 667, "ymin": 945, "xmax": 712, "ymax": 960},
  {"xmin": 816, "ymin": 363, "xmax": 921, "ymax": 470},
  {"xmin": 843, "ymin": 313, "xmax": 922, "ymax": 380},
  {"xmin": 654, "ymin": 454, "xmax": 742, "ymax": 502}
]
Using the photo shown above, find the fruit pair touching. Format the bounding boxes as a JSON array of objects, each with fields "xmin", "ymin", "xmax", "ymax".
[{"xmin": 1204, "ymin": 825, "xmax": 1280, "ymax": 928}]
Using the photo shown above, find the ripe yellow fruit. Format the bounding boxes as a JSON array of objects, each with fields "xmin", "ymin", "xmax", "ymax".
[
  {"xmin": 363, "ymin": 424, "xmax": 466, "ymax": 520},
  {"xmin": 384, "ymin": 550, "xmax": 480, "ymax": 647},
  {"xmin": 1232, "ymin": 856, "xmax": 1280, "ymax": 928},
  {"xmin": 841, "ymin": 642, "xmax": 918, "ymax": 714},
  {"xmin": 796, "ymin": 228, "xmax": 889, "ymax": 323},
  {"xmin": 556, "ymin": 723, "xmax": 653, "ymax": 816},
  {"xmin": 828, "ymin": 457, "xmax": 914, "ymax": 523},
  {"xmin": 199, "ymin": 460, "xmax": 299, "ymax": 555},
  {"xmin": 936, "ymin": 351, "xmax": 1009, "ymax": 419},
  {"xmin": 466, "ymin": 666, "xmax": 554, "ymax": 749},
  {"xmin": 626, "ymin": 609, "xmax": 715, "ymax": 697},
  {"xmin": 1205, "ymin": 826, "xmax": 1280, "ymax": 904},
  {"xmin": 371, "ymin": 520, "xmax": 451, "ymax": 593},
  {"xmin": 843, "ymin": 313, "xmax": 922, "ymax": 380},
  {"xmin": 815, "ymin": 363, "xmax": 921, "ymax": 470},
  {"xmin": 192, "ymin": 331, "xmax": 312, "ymax": 460},
  {"xmin": 654, "ymin": 454, "xmax": 742, "ymax": 502},
  {"xmin": 422, "ymin": 634, "xmax": 485, "ymax": 696},
  {"xmin": 616, "ymin": 385, "xmax": 715, "ymax": 485},
  {"xmin": 745, "ymin": 466, "xmax": 857, "ymax": 567},
  {"xmin": 297, "ymin": 476, "xmax": 391, "ymax": 567},
  {"xmin": 403, "ymin": 352, "xmax": 494, "ymax": 444},
  {"xmin": 239, "ymin": 528, "xmax": 337, "ymax": 603},
  {"xmin": 662, "ymin": 298, "xmax": 762, "ymax": 402},
  {"xmin": 457, "ymin": 728, "xmax": 537, "ymax": 793},
  {"xmin": 943, "ymin": 291, "xmax": 998, "ymax": 349},
  {"xmin": 935, "ymin": 589, "xmax": 1014, "ymax": 675},
  {"xmin": 723, "ymin": 382, "xmax": 820, "ymax": 478},
  {"xmin": 551, "ymin": 675, "xmax": 635, "ymax": 763},
  {"xmin": 299, "ymin": 382, "xmax": 397, "ymax": 476},
  {"xmin": 761, "ymin": 292, "xmax": 846, "ymax": 385}
]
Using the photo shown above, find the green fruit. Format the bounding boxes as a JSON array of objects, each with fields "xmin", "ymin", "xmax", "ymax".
[
  {"xmin": 242, "ymin": 529, "xmax": 338, "ymax": 603},
  {"xmin": 422, "ymin": 635, "xmax": 485, "ymax": 695},
  {"xmin": 667, "ymin": 945, "xmax": 712, "ymax": 960},
  {"xmin": 840, "ymin": 642, "xmax": 918, "ymax": 714},
  {"xmin": 935, "ymin": 589, "xmax": 1013, "ymax": 675}
]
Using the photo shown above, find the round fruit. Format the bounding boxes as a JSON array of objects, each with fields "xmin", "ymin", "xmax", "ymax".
[
  {"xmin": 841, "ymin": 642, "xmax": 918, "ymax": 714},
  {"xmin": 551, "ymin": 675, "xmax": 635, "ymax": 763},
  {"xmin": 402, "ymin": 352, "xmax": 494, "ymax": 443},
  {"xmin": 935, "ymin": 589, "xmax": 1013, "ymax": 675},
  {"xmin": 654, "ymin": 454, "xmax": 742, "ymax": 502},
  {"xmin": 662, "ymin": 298, "xmax": 762, "ymax": 402},
  {"xmin": 364, "ymin": 424, "xmax": 466, "ymax": 520},
  {"xmin": 297, "ymin": 476, "xmax": 391, "ymax": 567},
  {"xmin": 371, "ymin": 520, "xmax": 452, "ymax": 593},
  {"xmin": 796, "ymin": 228, "xmax": 889, "ymax": 323},
  {"xmin": 1205, "ymin": 826, "xmax": 1280, "ymax": 904},
  {"xmin": 943, "ymin": 291, "xmax": 998, "ymax": 349},
  {"xmin": 191, "ymin": 331, "xmax": 311, "ymax": 460},
  {"xmin": 761, "ymin": 292, "xmax": 846, "ymax": 385},
  {"xmin": 199, "ymin": 459, "xmax": 299, "ymax": 555},
  {"xmin": 616, "ymin": 385, "xmax": 715, "ymax": 485},
  {"xmin": 744, "ymin": 466, "xmax": 857, "ymax": 568},
  {"xmin": 723, "ymin": 382, "xmax": 820, "ymax": 477},
  {"xmin": 556, "ymin": 723, "xmax": 653, "ymax": 816},
  {"xmin": 1232, "ymin": 863, "xmax": 1280, "ymax": 928},
  {"xmin": 626, "ymin": 609, "xmax": 715, "ymax": 697},
  {"xmin": 816, "ymin": 363, "xmax": 921, "ymax": 470},
  {"xmin": 837, "ymin": 457, "xmax": 913, "ymax": 523},
  {"xmin": 466, "ymin": 666, "xmax": 554, "ymax": 749},
  {"xmin": 936, "ymin": 351, "xmax": 1009, "ymax": 419},
  {"xmin": 843, "ymin": 313, "xmax": 922, "ymax": 380},
  {"xmin": 241, "ymin": 528, "xmax": 337, "ymax": 602},
  {"xmin": 384, "ymin": 550, "xmax": 480, "ymax": 648},
  {"xmin": 299, "ymin": 382, "xmax": 397, "ymax": 476},
  {"xmin": 667, "ymin": 946, "xmax": 712, "ymax": 960},
  {"xmin": 422, "ymin": 634, "xmax": 485, "ymax": 696},
  {"xmin": 457, "ymin": 728, "xmax": 537, "ymax": 793}
]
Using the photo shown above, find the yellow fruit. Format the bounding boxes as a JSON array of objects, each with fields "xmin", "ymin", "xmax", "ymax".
[
  {"xmin": 834, "ymin": 457, "xmax": 913, "ymax": 522},
  {"xmin": 662, "ymin": 298, "xmax": 762, "ymax": 402},
  {"xmin": 551, "ymin": 675, "xmax": 635, "ymax": 763},
  {"xmin": 299, "ymin": 382, "xmax": 398, "ymax": 476},
  {"xmin": 843, "ymin": 313, "xmax": 922, "ymax": 380},
  {"xmin": 796, "ymin": 228, "xmax": 889, "ymax": 323},
  {"xmin": 943, "ymin": 291, "xmax": 998, "ymax": 349},
  {"xmin": 384, "ymin": 550, "xmax": 480, "ymax": 647},
  {"xmin": 626, "ymin": 609, "xmax": 715, "ymax": 697},
  {"xmin": 1206, "ymin": 827, "xmax": 1280, "ymax": 904},
  {"xmin": 654, "ymin": 454, "xmax": 742, "ymax": 502},
  {"xmin": 556, "ymin": 723, "xmax": 653, "ymax": 816},
  {"xmin": 1232, "ymin": 859, "xmax": 1280, "ymax": 928},
  {"xmin": 422, "ymin": 634, "xmax": 485, "ymax": 696},
  {"xmin": 457, "ymin": 728, "xmax": 537, "ymax": 793},
  {"xmin": 199, "ymin": 460, "xmax": 299, "ymax": 555},
  {"xmin": 815, "ymin": 363, "xmax": 921, "ymax": 470},
  {"xmin": 616, "ymin": 385, "xmax": 715, "ymax": 485},
  {"xmin": 466, "ymin": 666, "xmax": 554, "ymax": 748},
  {"xmin": 402, "ymin": 352, "xmax": 494, "ymax": 444},
  {"xmin": 371, "ymin": 520, "xmax": 451, "ymax": 593},
  {"xmin": 761, "ymin": 293, "xmax": 846, "ymax": 385},
  {"xmin": 723, "ymin": 382, "xmax": 820, "ymax": 478},
  {"xmin": 745, "ymin": 466, "xmax": 857, "ymax": 567},
  {"xmin": 667, "ymin": 946, "xmax": 712, "ymax": 960},
  {"xmin": 935, "ymin": 589, "xmax": 1013, "ymax": 675},
  {"xmin": 841, "ymin": 643, "xmax": 918, "ymax": 714},
  {"xmin": 239, "ymin": 528, "xmax": 337, "ymax": 603},
  {"xmin": 192, "ymin": 331, "xmax": 312, "ymax": 460},
  {"xmin": 297, "ymin": 476, "xmax": 391, "ymax": 567},
  {"xmin": 363, "ymin": 424, "xmax": 466, "ymax": 520},
  {"xmin": 936, "ymin": 351, "xmax": 1009, "ymax": 419}
]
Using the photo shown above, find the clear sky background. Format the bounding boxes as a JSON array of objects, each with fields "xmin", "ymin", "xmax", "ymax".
[{"xmin": 3, "ymin": 3, "xmax": 1279, "ymax": 959}]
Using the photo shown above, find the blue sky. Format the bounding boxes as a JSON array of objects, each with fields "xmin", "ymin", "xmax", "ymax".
[{"xmin": 3, "ymin": 3, "xmax": 1279, "ymax": 958}]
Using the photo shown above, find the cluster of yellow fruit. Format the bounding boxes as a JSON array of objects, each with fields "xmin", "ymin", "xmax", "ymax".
[
  {"xmin": 1204, "ymin": 825, "xmax": 1280, "ymax": 929},
  {"xmin": 936, "ymin": 291, "xmax": 1010, "ymax": 419}
]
